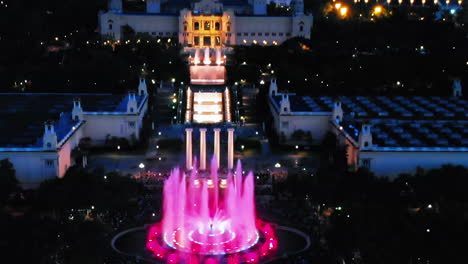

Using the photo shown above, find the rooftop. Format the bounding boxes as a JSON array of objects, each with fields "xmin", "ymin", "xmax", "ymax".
[
  {"xmin": 0, "ymin": 93, "xmax": 146, "ymax": 148},
  {"xmin": 271, "ymin": 93, "xmax": 468, "ymax": 150},
  {"xmin": 272, "ymin": 94, "xmax": 468, "ymax": 120}
]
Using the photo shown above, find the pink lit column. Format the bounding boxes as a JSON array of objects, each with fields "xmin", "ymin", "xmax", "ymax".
[
  {"xmin": 213, "ymin": 128, "xmax": 221, "ymax": 168},
  {"xmin": 227, "ymin": 128, "xmax": 234, "ymax": 170},
  {"xmin": 185, "ymin": 128, "xmax": 193, "ymax": 170},
  {"xmin": 199, "ymin": 128, "xmax": 207, "ymax": 170}
]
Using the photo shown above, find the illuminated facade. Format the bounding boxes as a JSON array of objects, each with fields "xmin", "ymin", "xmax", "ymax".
[
  {"xmin": 0, "ymin": 84, "xmax": 148, "ymax": 188},
  {"xmin": 269, "ymin": 80, "xmax": 468, "ymax": 177},
  {"xmin": 99, "ymin": 0, "xmax": 313, "ymax": 46}
]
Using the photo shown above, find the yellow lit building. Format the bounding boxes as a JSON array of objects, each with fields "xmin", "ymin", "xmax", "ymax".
[{"xmin": 100, "ymin": 0, "xmax": 313, "ymax": 46}]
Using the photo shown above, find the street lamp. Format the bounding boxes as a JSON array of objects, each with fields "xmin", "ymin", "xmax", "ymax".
[{"xmin": 139, "ymin": 163, "xmax": 145, "ymax": 178}]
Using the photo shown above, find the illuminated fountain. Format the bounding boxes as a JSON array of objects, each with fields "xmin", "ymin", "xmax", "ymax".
[
  {"xmin": 216, "ymin": 48, "xmax": 223, "ymax": 65},
  {"xmin": 203, "ymin": 48, "xmax": 211, "ymax": 65},
  {"xmin": 194, "ymin": 49, "xmax": 201, "ymax": 65},
  {"xmin": 146, "ymin": 158, "xmax": 278, "ymax": 263}
]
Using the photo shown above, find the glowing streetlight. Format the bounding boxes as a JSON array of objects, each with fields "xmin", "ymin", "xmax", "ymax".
[
  {"xmin": 374, "ymin": 6, "xmax": 383, "ymax": 15},
  {"xmin": 139, "ymin": 163, "xmax": 145, "ymax": 169},
  {"xmin": 339, "ymin": 7, "xmax": 348, "ymax": 17},
  {"xmin": 274, "ymin": 163, "xmax": 281, "ymax": 168}
]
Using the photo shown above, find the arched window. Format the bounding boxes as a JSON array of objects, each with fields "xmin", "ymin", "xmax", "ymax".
[
  {"xmin": 130, "ymin": 107, "xmax": 134, "ymax": 113},
  {"xmin": 183, "ymin": 21, "xmax": 188, "ymax": 32},
  {"xmin": 108, "ymin": 19, "xmax": 114, "ymax": 31},
  {"xmin": 227, "ymin": 22, "xmax": 231, "ymax": 32},
  {"xmin": 299, "ymin": 21, "xmax": 304, "ymax": 32},
  {"xmin": 204, "ymin": 21, "xmax": 211, "ymax": 30},
  {"xmin": 47, "ymin": 142, "xmax": 52, "ymax": 148},
  {"xmin": 284, "ymin": 107, "xmax": 288, "ymax": 112},
  {"xmin": 215, "ymin": 22, "xmax": 220, "ymax": 31},
  {"xmin": 364, "ymin": 142, "xmax": 369, "ymax": 147},
  {"xmin": 194, "ymin": 22, "xmax": 200, "ymax": 30}
]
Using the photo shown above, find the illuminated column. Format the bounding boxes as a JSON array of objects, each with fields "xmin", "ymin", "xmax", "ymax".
[
  {"xmin": 185, "ymin": 128, "xmax": 193, "ymax": 170},
  {"xmin": 227, "ymin": 128, "xmax": 234, "ymax": 170},
  {"xmin": 200, "ymin": 128, "xmax": 207, "ymax": 170},
  {"xmin": 213, "ymin": 128, "xmax": 221, "ymax": 168}
]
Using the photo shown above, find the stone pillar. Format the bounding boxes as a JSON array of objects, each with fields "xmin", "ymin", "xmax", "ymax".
[
  {"xmin": 185, "ymin": 128, "xmax": 193, "ymax": 170},
  {"xmin": 227, "ymin": 128, "xmax": 234, "ymax": 170},
  {"xmin": 213, "ymin": 128, "xmax": 221, "ymax": 168},
  {"xmin": 199, "ymin": 128, "xmax": 207, "ymax": 170}
]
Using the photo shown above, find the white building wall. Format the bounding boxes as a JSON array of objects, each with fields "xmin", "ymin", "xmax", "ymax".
[
  {"xmin": 269, "ymin": 98, "xmax": 331, "ymax": 144},
  {"xmin": 57, "ymin": 125, "xmax": 85, "ymax": 178},
  {"xmin": 0, "ymin": 152, "xmax": 59, "ymax": 188},
  {"xmin": 234, "ymin": 16, "xmax": 292, "ymax": 44},
  {"xmin": 82, "ymin": 114, "xmax": 140, "ymax": 144},
  {"xmin": 279, "ymin": 115, "xmax": 330, "ymax": 143},
  {"xmin": 101, "ymin": 13, "xmax": 179, "ymax": 40},
  {"xmin": 359, "ymin": 151, "xmax": 468, "ymax": 178}
]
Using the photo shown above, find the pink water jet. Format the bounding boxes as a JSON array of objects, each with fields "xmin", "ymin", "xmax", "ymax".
[{"xmin": 147, "ymin": 159, "xmax": 277, "ymax": 263}]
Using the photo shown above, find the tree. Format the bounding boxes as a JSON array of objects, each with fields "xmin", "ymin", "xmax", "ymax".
[
  {"xmin": 36, "ymin": 166, "xmax": 143, "ymax": 211},
  {"xmin": 0, "ymin": 159, "xmax": 19, "ymax": 203},
  {"xmin": 291, "ymin": 129, "xmax": 306, "ymax": 141},
  {"xmin": 305, "ymin": 131, "xmax": 314, "ymax": 145},
  {"xmin": 121, "ymin": 24, "xmax": 136, "ymax": 40}
]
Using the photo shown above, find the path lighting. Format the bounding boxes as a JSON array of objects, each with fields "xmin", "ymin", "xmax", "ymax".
[
  {"xmin": 374, "ymin": 5, "xmax": 383, "ymax": 15},
  {"xmin": 139, "ymin": 163, "xmax": 145, "ymax": 169},
  {"xmin": 275, "ymin": 163, "xmax": 281, "ymax": 168}
]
